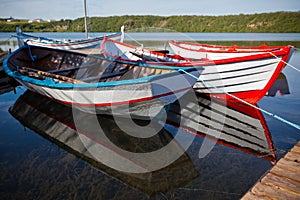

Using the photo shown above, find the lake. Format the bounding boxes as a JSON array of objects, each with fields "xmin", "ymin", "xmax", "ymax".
[{"xmin": 0, "ymin": 32, "xmax": 300, "ymax": 199}]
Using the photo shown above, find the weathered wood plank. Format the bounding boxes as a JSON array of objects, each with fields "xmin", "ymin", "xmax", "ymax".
[
  {"xmin": 261, "ymin": 173, "xmax": 300, "ymax": 196},
  {"xmin": 284, "ymin": 151, "xmax": 300, "ymax": 163},
  {"xmin": 251, "ymin": 182, "xmax": 299, "ymax": 200},
  {"xmin": 242, "ymin": 141, "xmax": 300, "ymax": 200},
  {"xmin": 270, "ymin": 164, "xmax": 300, "ymax": 182},
  {"xmin": 291, "ymin": 145, "xmax": 300, "ymax": 154},
  {"xmin": 241, "ymin": 192, "xmax": 270, "ymax": 200},
  {"xmin": 276, "ymin": 158, "xmax": 300, "ymax": 173}
]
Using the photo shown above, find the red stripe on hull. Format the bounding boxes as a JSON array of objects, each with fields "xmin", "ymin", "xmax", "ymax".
[
  {"xmin": 44, "ymin": 86, "xmax": 192, "ymax": 107},
  {"xmin": 201, "ymin": 45, "xmax": 293, "ymax": 104}
]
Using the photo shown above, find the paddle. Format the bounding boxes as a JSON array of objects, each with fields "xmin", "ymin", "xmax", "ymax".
[{"xmin": 19, "ymin": 67, "xmax": 85, "ymax": 84}]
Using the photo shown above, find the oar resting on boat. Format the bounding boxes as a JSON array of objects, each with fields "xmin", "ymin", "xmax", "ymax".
[{"xmin": 18, "ymin": 67, "xmax": 85, "ymax": 84}]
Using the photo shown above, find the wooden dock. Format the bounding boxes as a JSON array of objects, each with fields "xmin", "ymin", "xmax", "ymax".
[{"xmin": 242, "ymin": 141, "xmax": 300, "ymax": 200}]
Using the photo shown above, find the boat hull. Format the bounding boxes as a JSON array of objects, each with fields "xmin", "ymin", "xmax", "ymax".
[
  {"xmin": 13, "ymin": 67, "xmax": 200, "ymax": 119},
  {"xmin": 19, "ymin": 32, "xmax": 122, "ymax": 50},
  {"xmin": 169, "ymin": 40, "xmax": 285, "ymax": 60},
  {"xmin": 102, "ymin": 38, "xmax": 294, "ymax": 104},
  {"xmin": 3, "ymin": 44, "xmax": 203, "ymax": 119},
  {"xmin": 194, "ymin": 54, "xmax": 290, "ymax": 103}
]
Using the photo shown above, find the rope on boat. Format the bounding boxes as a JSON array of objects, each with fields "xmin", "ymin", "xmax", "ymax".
[
  {"xmin": 25, "ymin": 43, "xmax": 36, "ymax": 61},
  {"xmin": 268, "ymin": 50, "xmax": 300, "ymax": 73},
  {"xmin": 178, "ymin": 69, "xmax": 300, "ymax": 132},
  {"xmin": 123, "ymin": 32, "xmax": 144, "ymax": 47},
  {"xmin": 295, "ymin": 47, "xmax": 300, "ymax": 51}
]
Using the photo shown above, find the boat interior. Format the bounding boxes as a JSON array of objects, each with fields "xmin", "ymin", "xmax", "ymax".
[{"xmin": 7, "ymin": 45, "xmax": 174, "ymax": 84}]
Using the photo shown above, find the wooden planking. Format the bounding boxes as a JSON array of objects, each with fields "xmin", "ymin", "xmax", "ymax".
[
  {"xmin": 270, "ymin": 163, "xmax": 300, "ymax": 182},
  {"xmin": 262, "ymin": 173, "xmax": 300, "ymax": 196},
  {"xmin": 241, "ymin": 192, "xmax": 270, "ymax": 200},
  {"xmin": 290, "ymin": 144, "xmax": 300, "ymax": 154},
  {"xmin": 251, "ymin": 182, "xmax": 299, "ymax": 200},
  {"xmin": 242, "ymin": 141, "xmax": 300, "ymax": 200},
  {"xmin": 276, "ymin": 158, "xmax": 300, "ymax": 173}
]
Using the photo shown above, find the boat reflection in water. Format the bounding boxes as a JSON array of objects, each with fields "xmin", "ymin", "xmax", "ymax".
[
  {"xmin": 9, "ymin": 86, "xmax": 277, "ymax": 196},
  {"xmin": 165, "ymin": 91, "xmax": 277, "ymax": 163},
  {"xmin": 9, "ymin": 90, "xmax": 200, "ymax": 196},
  {"xmin": 0, "ymin": 54, "xmax": 19, "ymax": 95},
  {"xmin": 0, "ymin": 73, "xmax": 15, "ymax": 95},
  {"xmin": 266, "ymin": 72, "xmax": 290, "ymax": 97}
]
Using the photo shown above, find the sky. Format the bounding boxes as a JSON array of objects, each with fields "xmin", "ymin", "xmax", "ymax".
[{"xmin": 1, "ymin": 0, "xmax": 300, "ymax": 20}]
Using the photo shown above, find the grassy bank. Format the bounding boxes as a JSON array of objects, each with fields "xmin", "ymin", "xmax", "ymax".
[{"xmin": 0, "ymin": 11, "xmax": 299, "ymax": 33}]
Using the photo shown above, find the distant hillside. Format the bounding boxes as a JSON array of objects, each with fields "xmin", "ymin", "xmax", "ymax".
[{"xmin": 1, "ymin": 11, "xmax": 299, "ymax": 33}]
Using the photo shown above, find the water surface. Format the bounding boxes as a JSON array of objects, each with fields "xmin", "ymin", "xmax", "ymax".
[{"xmin": 0, "ymin": 32, "xmax": 300, "ymax": 200}]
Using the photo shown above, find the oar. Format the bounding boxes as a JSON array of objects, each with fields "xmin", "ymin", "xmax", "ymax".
[
  {"xmin": 19, "ymin": 67, "xmax": 85, "ymax": 84},
  {"xmin": 129, "ymin": 51, "xmax": 159, "ymax": 62}
]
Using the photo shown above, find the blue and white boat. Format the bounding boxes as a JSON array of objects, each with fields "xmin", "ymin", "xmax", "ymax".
[
  {"xmin": 3, "ymin": 44, "xmax": 202, "ymax": 119},
  {"xmin": 14, "ymin": 26, "xmax": 124, "ymax": 51}
]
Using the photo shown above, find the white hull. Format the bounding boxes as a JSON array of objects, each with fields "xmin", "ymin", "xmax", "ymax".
[
  {"xmin": 195, "ymin": 56, "xmax": 281, "ymax": 93},
  {"xmin": 16, "ymin": 69, "xmax": 199, "ymax": 118},
  {"xmin": 24, "ymin": 33, "xmax": 122, "ymax": 50},
  {"xmin": 169, "ymin": 42, "xmax": 265, "ymax": 60},
  {"xmin": 102, "ymin": 38, "xmax": 292, "ymax": 100}
]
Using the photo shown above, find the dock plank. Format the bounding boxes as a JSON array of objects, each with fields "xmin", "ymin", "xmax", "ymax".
[
  {"xmin": 242, "ymin": 141, "xmax": 300, "ymax": 200},
  {"xmin": 250, "ymin": 182, "xmax": 299, "ymax": 200},
  {"xmin": 262, "ymin": 173, "xmax": 300, "ymax": 196},
  {"xmin": 284, "ymin": 151, "xmax": 300, "ymax": 163},
  {"xmin": 276, "ymin": 158, "xmax": 300, "ymax": 173},
  {"xmin": 241, "ymin": 192, "xmax": 269, "ymax": 200},
  {"xmin": 291, "ymin": 145, "xmax": 300, "ymax": 154},
  {"xmin": 270, "ymin": 160, "xmax": 300, "ymax": 183},
  {"xmin": 270, "ymin": 165, "xmax": 300, "ymax": 184}
]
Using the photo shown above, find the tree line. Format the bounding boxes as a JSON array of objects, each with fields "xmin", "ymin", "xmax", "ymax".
[{"xmin": 0, "ymin": 11, "xmax": 299, "ymax": 33}]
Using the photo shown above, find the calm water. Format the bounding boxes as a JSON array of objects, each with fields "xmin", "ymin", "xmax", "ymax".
[{"xmin": 0, "ymin": 33, "xmax": 300, "ymax": 200}]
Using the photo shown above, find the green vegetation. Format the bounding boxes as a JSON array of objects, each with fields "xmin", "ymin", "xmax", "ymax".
[{"xmin": 0, "ymin": 11, "xmax": 299, "ymax": 33}]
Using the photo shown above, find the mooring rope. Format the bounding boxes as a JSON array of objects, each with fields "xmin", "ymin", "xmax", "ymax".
[
  {"xmin": 295, "ymin": 47, "xmax": 300, "ymax": 51},
  {"xmin": 123, "ymin": 32, "xmax": 144, "ymax": 47},
  {"xmin": 268, "ymin": 49, "xmax": 300, "ymax": 73},
  {"xmin": 178, "ymin": 69, "xmax": 300, "ymax": 131}
]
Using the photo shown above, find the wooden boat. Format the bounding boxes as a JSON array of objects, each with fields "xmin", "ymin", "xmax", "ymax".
[
  {"xmin": 15, "ymin": 27, "xmax": 124, "ymax": 51},
  {"xmin": 9, "ymin": 90, "xmax": 199, "ymax": 195},
  {"xmin": 101, "ymin": 38, "xmax": 294, "ymax": 104},
  {"xmin": 194, "ymin": 45, "xmax": 293, "ymax": 104},
  {"xmin": 101, "ymin": 36, "xmax": 190, "ymax": 63},
  {"xmin": 3, "ymin": 45, "xmax": 201, "ymax": 119},
  {"xmin": 164, "ymin": 91, "xmax": 277, "ymax": 163},
  {"xmin": 14, "ymin": 0, "xmax": 124, "ymax": 51},
  {"xmin": 168, "ymin": 40, "xmax": 288, "ymax": 60}
]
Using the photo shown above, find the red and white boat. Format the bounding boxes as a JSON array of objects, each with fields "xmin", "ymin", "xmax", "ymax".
[
  {"xmin": 168, "ymin": 40, "xmax": 287, "ymax": 60},
  {"xmin": 101, "ymin": 38, "xmax": 294, "ymax": 104},
  {"xmin": 101, "ymin": 36, "xmax": 190, "ymax": 63}
]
